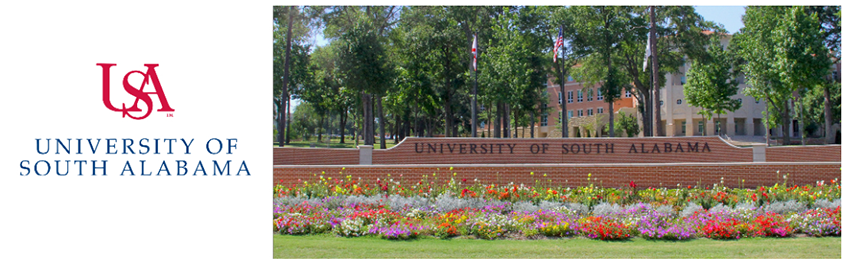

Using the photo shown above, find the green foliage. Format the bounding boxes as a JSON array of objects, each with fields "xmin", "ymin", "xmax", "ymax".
[
  {"xmin": 683, "ymin": 35, "xmax": 742, "ymax": 122},
  {"xmin": 617, "ymin": 112, "xmax": 640, "ymax": 137},
  {"xmin": 735, "ymin": 6, "xmax": 835, "ymax": 144}
]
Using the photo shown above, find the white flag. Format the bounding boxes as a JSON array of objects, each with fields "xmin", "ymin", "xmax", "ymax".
[{"xmin": 642, "ymin": 32, "xmax": 651, "ymax": 71}]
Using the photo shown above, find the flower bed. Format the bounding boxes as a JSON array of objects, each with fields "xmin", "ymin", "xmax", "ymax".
[{"xmin": 274, "ymin": 173, "xmax": 840, "ymax": 240}]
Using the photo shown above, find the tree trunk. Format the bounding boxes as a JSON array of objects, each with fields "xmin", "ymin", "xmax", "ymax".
[
  {"xmin": 513, "ymin": 109, "xmax": 518, "ymax": 138},
  {"xmin": 318, "ymin": 111, "xmax": 325, "ymax": 142},
  {"xmin": 824, "ymin": 84, "xmax": 833, "ymax": 143},
  {"xmin": 277, "ymin": 6, "xmax": 295, "ymax": 147},
  {"xmin": 797, "ymin": 95, "xmax": 805, "ymax": 146},
  {"xmin": 765, "ymin": 101, "xmax": 770, "ymax": 147},
  {"xmin": 783, "ymin": 100, "xmax": 791, "ymax": 145},
  {"xmin": 504, "ymin": 103, "xmax": 511, "ymax": 138},
  {"xmin": 362, "ymin": 93, "xmax": 369, "ymax": 145},
  {"xmin": 530, "ymin": 111, "xmax": 535, "ymax": 138},
  {"xmin": 494, "ymin": 102, "xmax": 502, "ymax": 138},
  {"xmin": 651, "ymin": 6, "xmax": 662, "ymax": 139},
  {"xmin": 339, "ymin": 108, "xmax": 347, "ymax": 144},
  {"xmin": 285, "ymin": 96, "xmax": 291, "ymax": 144},
  {"xmin": 643, "ymin": 91, "xmax": 652, "ymax": 137},
  {"xmin": 378, "ymin": 94, "xmax": 386, "ymax": 149},
  {"xmin": 354, "ymin": 112, "xmax": 360, "ymax": 147}
]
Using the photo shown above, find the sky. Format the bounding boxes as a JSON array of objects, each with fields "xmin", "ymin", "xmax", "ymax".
[{"xmin": 289, "ymin": 6, "xmax": 747, "ymax": 110}]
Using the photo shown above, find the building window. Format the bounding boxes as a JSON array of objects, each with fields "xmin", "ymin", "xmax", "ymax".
[
  {"xmin": 624, "ymin": 89, "xmax": 631, "ymax": 98},
  {"xmin": 567, "ymin": 75, "xmax": 574, "ymax": 82},
  {"xmin": 588, "ymin": 108, "xmax": 593, "ymax": 116},
  {"xmin": 660, "ymin": 100, "xmax": 664, "ymax": 105},
  {"xmin": 680, "ymin": 76, "xmax": 686, "ymax": 85},
  {"xmin": 698, "ymin": 121, "xmax": 704, "ymax": 134},
  {"xmin": 598, "ymin": 107, "xmax": 603, "ymax": 114},
  {"xmin": 578, "ymin": 110, "xmax": 583, "ymax": 117},
  {"xmin": 558, "ymin": 92, "xmax": 562, "ymax": 104},
  {"xmin": 833, "ymin": 71, "xmax": 838, "ymax": 81},
  {"xmin": 541, "ymin": 113, "xmax": 548, "ymax": 126},
  {"xmin": 597, "ymin": 88, "xmax": 603, "ymax": 101},
  {"xmin": 541, "ymin": 103, "xmax": 547, "ymax": 110},
  {"xmin": 677, "ymin": 99, "xmax": 682, "ymax": 105},
  {"xmin": 567, "ymin": 91, "xmax": 573, "ymax": 103},
  {"xmin": 568, "ymin": 110, "xmax": 573, "ymax": 118},
  {"xmin": 682, "ymin": 121, "xmax": 686, "ymax": 134},
  {"xmin": 587, "ymin": 90, "xmax": 593, "ymax": 102},
  {"xmin": 577, "ymin": 91, "xmax": 583, "ymax": 102},
  {"xmin": 715, "ymin": 121, "xmax": 722, "ymax": 134},
  {"xmin": 558, "ymin": 112, "xmax": 562, "ymax": 123}
]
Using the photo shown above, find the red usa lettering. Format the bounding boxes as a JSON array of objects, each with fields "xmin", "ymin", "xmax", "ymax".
[{"xmin": 97, "ymin": 63, "xmax": 174, "ymax": 120}]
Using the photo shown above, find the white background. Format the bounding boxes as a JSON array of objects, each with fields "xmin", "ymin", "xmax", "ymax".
[
  {"xmin": 0, "ymin": 1, "xmax": 269, "ymax": 264},
  {"xmin": 0, "ymin": 0, "xmax": 846, "ymax": 265}
]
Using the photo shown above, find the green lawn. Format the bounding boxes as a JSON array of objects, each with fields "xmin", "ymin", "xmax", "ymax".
[
  {"xmin": 274, "ymin": 138, "xmax": 398, "ymax": 149},
  {"xmin": 273, "ymin": 234, "xmax": 841, "ymax": 259}
]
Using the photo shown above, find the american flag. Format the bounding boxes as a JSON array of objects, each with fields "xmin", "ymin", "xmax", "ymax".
[
  {"xmin": 553, "ymin": 28, "xmax": 563, "ymax": 63},
  {"xmin": 471, "ymin": 34, "xmax": 478, "ymax": 71}
]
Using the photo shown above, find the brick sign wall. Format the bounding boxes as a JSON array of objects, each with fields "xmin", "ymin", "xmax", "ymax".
[
  {"xmin": 373, "ymin": 136, "xmax": 750, "ymax": 164},
  {"xmin": 272, "ymin": 137, "xmax": 840, "ymax": 188},
  {"xmin": 766, "ymin": 145, "xmax": 841, "ymax": 162},
  {"xmin": 273, "ymin": 162, "xmax": 839, "ymax": 189},
  {"xmin": 273, "ymin": 147, "xmax": 358, "ymax": 165},
  {"xmin": 273, "ymin": 136, "xmax": 795, "ymax": 165}
]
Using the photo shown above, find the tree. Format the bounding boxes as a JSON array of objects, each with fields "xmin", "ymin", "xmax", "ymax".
[
  {"xmin": 683, "ymin": 35, "xmax": 742, "ymax": 135},
  {"xmin": 606, "ymin": 112, "xmax": 640, "ymax": 137},
  {"xmin": 736, "ymin": 6, "xmax": 832, "ymax": 145},
  {"xmin": 320, "ymin": 6, "xmax": 399, "ymax": 147},
  {"xmin": 776, "ymin": 7, "xmax": 832, "ymax": 145},
  {"xmin": 570, "ymin": 6, "xmax": 631, "ymax": 136},
  {"xmin": 805, "ymin": 6, "xmax": 841, "ymax": 144},
  {"xmin": 274, "ymin": 6, "xmax": 317, "ymax": 146}
]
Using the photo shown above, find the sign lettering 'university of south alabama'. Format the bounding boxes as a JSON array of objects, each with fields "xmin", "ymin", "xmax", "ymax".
[{"xmin": 413, "ymin": 142, "xmax": 711, "ymax": 155}]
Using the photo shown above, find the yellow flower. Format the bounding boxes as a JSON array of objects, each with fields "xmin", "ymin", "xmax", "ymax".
[
  {"xmin": 450, "ymin": 167, "xmax": 454, "ymax": 171},
  {"xmin": 453, "ymin": 173, "xmax": 457, "ymax": 176},
  {"xmin": 530, "ymin": 172, "xmax": 534, "ymax": 175},
  {"xmin": 543, "ymin": 173, "xmax": 547, "ymax": 177}
]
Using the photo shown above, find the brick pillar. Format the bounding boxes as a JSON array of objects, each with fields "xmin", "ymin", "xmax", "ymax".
[
  {"xmin": 752, "ymin": 143, "xmax": 766, "ymax": 162},
  {"xmin": 358, "ymin": 145, "xmax": 373, "ymax": 165}
]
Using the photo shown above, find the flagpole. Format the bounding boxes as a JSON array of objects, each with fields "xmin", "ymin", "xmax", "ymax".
[
  {"xmin": 471, "ymin": 33, "xmax": 478, "ymax": 138},
  {"xmin": 560, "ymin": 25, "xmax": 568, "ymax": 138}
]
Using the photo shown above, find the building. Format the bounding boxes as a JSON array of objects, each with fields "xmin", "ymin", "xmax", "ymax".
[
  {"xmin": 657, "ymin": 33, "xmax": 840, "ymax": 141},
  {"xmin": 479, "ymin": 72, "xmax": 636, "ymax": 138},
  {"xmin": 479, "ymin": 33, "xmax": 839, "ymax": 141}
]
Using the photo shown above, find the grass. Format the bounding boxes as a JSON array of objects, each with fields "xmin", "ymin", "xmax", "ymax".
[
  {"xmin": 273, "ymin": 234, "xmax": 841, "ymax": 259},
  {"xmin": 274, "ymin": 138, "xmax": 399, "ymax": 149}
]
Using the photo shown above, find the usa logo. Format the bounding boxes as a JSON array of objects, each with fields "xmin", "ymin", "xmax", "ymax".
[{"xmin": 97, "ymin": 63, "xmax": 174, "ymax": 120}]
